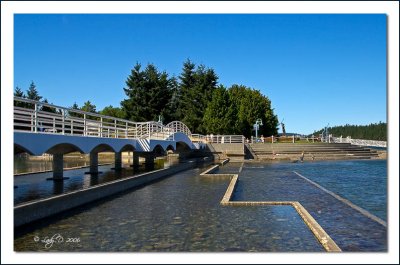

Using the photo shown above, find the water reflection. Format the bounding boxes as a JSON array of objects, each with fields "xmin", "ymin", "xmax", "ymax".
[{"xmin": 14, "ymin": 158, "xmax": 171, "ymax": 205}]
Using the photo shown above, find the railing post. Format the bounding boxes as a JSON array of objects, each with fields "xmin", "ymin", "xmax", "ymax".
[
  {"xmin": 135, "ymin": 124, "xmax": 137, "ymax": 138},
  {"xmin": 100, "ymin": 117, "xmax": 103, "ymax": 137},
  {"xmin": 61, "ymin": 109, "xmax": 65, "ymax": 135},
  {"xmin": 115, "ymin": 120, "xmax": 117, "ymax": 138},
  {"xmin": 31, "ymin": 113, "xmax": 34, "ymax": 132},
  {"xmin": 125, "ymin": 122, "xmax": 128, "ymax": 138},
  {"xmin": 71, "ymin": 120, "xmax": 74, "ymax": 135},
  {"xmin": 292, "ymin": 135, "xmax": 295, "ymax": 143},
  {"xmin": 34, "ymin": 102, "xmax": 38, "ymax": 133},
  {"xmin": 272, "ymin": 135, "xmax": 274, "ymax": 143},
  {"xmin": 83, "ymin": 113, "xmax": 87, "ymax": 136}
]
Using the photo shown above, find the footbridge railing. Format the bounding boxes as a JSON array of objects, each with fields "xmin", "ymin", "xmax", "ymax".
[
  {"xmin": 204, "ymin": 135, "xmax": 245, "ymax": 144},
  {"xmin": 332, "ymin": 136, "xmax": 386, "ymax": 148},
  {"xmin": 13, "ymin": 97, "xmax": 192, "ymax": 141},
  {"xmin": 14, "ymin": 97, "xmax": 248, "ymax": 145}
]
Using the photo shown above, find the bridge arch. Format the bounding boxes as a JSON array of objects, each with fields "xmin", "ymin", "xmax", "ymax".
[
  {"xmin": 90, "ymin": 143, "xmax": 115, "ymax": 153},
  {"xmin": 45, "ymin": 143, "xmax": 84, "ymax": 155},
  {"xmin": 176, "ymin": 141, "xmax": 191, "ymax": 152},
  {"xmin": 14, "ymin": 143, "xmax": 34, "ymax": 155},
  {"xmin": 153, "ymin": 144, "xmax": 165, "ymax": 156},
  {"xmin": 118, "ymin": 144, "xmax": 136, "ymax": 153}
]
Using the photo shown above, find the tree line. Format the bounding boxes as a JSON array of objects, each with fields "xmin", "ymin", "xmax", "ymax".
[
  {"xmin": 312, "ymin": 122, "xmax": 387, "ymax": 141},
  {"xmin": 14, "ymin": 60, "xmax": 279, "ymax": 138}
]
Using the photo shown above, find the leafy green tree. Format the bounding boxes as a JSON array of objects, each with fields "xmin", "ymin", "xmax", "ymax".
[
  {"xmin": 202, "ymin": 83, "xmax": 278, "ymax": 138},
  {"xmin": 81, "ymin": 100, "xmax": 97, "ymax": 113},
  {"xmin": 203, "ymin": 85, "xmax": 233, "ymax": 134},
  {"xmin": 100, "ymin": 105, "xmax": 126, "ymax": 119},
  {"xmin": 227, "ymin": 85, "xmax": 278, "ymax": 138}
]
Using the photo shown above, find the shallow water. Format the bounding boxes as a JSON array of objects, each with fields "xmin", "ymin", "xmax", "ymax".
[
  {"xmin": 292, "ymin": 160, "xmax": 387, "ymax": 221},
  {"xmin": 14, "ymin": 159, "xmax": 387, "ymax": 252},
  {"xmin": 14, "ymin": 159, "xmax": 167, "ymax": 205},
  {"xmin": 232, "ymin": 160, "xmax": 387, "ymax": 251},
  {"xmin": 14, "ymin": 166, "xmax": 323, "ymax": 252}
]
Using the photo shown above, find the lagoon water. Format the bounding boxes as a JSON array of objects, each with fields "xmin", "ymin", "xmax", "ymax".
[
  {"xmin": 14, "ymin": 158, "xmax": 168, "ymax": 205},
  {"xmin": 14, "ymin": 159, "xmax": 387, "ymax": 252}
]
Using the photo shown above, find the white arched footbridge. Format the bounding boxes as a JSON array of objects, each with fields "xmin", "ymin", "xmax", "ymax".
[{"xmin": 14, "ymin": 97, "xmax": 206, "ymax": 179}]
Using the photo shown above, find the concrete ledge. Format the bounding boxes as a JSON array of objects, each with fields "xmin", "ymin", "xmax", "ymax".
[
  {"xmin": 220, "ymin": 158, "xmax": 230, "ymax": 166},
  {"xmin": 291, "ymin": 201, "xmax": 341, "ymax": 252},
  {"xmin": 15, "ymin": 159, "xmax": 212, "ymax": 227},
  {"xmin": 199, "ymin": 163, "xmax": 342, "ymax": 252},
  {"xmin": 221, "ymin": 175, "xmax": 238, "ymax": 205},
  {"xmin": 200, "ymin": 164, "xmax": 220, "ymax": 175}
]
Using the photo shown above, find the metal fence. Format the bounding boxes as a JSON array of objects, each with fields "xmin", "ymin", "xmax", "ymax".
[
  {"xmin": 332, "ymin": 136, "xmax": 386, "ymax": 148},
  {"xmin": 14, "ymin": 97, "xmax": 248, "ymax": 144},
  {"xmin": 14, "ymin": 97, "xmax": 190, "ymax": 140}
]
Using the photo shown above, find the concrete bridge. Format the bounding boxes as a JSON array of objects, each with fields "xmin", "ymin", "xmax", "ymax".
[{"xmin": 14, "ymin": 97, "xmax": 207, "ymax": 180}]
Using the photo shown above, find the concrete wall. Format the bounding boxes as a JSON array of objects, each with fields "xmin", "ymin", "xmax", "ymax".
[
  {"xmin": 209, "ymin": 143, "xmax": 244, "ymax": 161},
  {"xmin": 14, "ymin": 159, "xmax": 213, "ymax": 227}
]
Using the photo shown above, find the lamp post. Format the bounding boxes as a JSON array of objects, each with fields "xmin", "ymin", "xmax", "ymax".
[{"xmin": 253, "ymin": 118, "xmax": 263, "ymax": 143}]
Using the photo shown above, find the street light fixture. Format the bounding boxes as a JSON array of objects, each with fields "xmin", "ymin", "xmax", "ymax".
[{"xmin": 253, "ymin": 118, "xmax": 263, "ymax": 143}]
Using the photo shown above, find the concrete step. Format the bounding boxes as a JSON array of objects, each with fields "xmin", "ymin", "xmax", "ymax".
[
  {"xmin": 256, "ymin": 155, "xmax": 374, "ymax": 160},
  {"xmin": 254, "ymin": 150, "xmax": 379, "ymax": 155}
]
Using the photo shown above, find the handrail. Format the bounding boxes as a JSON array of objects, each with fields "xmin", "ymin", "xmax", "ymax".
[
  {"xmin": 13, "ymin": 97, "xmax": 247, "ymax": 145},
  {"xmin": 13, "ymin": 97, "xmax": 192, "ymax": 140},
  {"xmin": 331, "ymin": 136, "xmax": 386, "ymax": 148}
]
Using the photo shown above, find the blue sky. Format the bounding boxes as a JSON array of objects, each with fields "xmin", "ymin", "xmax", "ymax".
[{"xmin": 14, "ymin": 14, "xmax": 387, "ymax": 135}]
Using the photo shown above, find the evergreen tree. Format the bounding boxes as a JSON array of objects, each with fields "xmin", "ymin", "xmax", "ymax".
[
  {"xmin": 177, "ymin": 59, "xmax": 218, "ymax": 133},
  {"xmin": 312, "ymin": 122, "xmax": 387, "ymax": 141},
  {"xmin": 41, "ymin": 98, "xmax": 57, "ymax": 113},
  {"xmin": 121, "ymin": 63, "xmax": 173, "ymax": 122},
  {"xmin": 14, "ymin": 87, "xmax": 24, "ymax": 98},
  {"xmin": 14, "ymin": 87, "xmax": 26, "ymax": 107},
  {"xmin": 26, "ymin": 81, "xmax": 42, "ymax": 101},
  {"xmin": 164, "ymin": 76, "xmax": 181, "ymax": 123},
  {"xmin": 68, "ymin": 102, "xmax": 82, "ymax": 118}
]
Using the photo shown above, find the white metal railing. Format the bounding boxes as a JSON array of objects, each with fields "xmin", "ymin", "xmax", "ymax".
[
  {"xmin": 13, "ymin": 97, "xmax": 247, "ymax": 145},
  {"xmin": 332, "ymin": 136, "xmax": 387, "ymax": 148},
  {"xmin": 205, "ymin": 135, "xmax": 245, "ymax": 144},
  {"xmin": 13, "ymin": 97, "xmax": 191, "ymax": 140}
]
